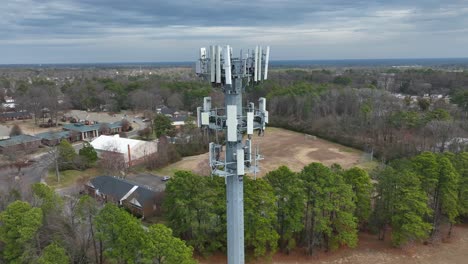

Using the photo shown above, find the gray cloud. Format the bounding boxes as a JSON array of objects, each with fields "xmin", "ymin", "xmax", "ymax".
[{"xmin": 1, "ymin": 0, "xmax": 467, "ymax": 63}]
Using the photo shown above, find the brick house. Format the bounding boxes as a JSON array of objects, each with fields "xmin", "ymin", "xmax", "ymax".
[
  {"xmin": 85, "ymin": 176, "xmax": 162, "ymax": 218},
  {"xmin": 0, "ymin": 134, "xmax": 41, "ymax": 153}
]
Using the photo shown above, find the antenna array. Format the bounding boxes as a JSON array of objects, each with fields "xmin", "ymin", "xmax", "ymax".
[{"xmin": 195, "ymin": 45, "xmax": 270, "ymax": 264}]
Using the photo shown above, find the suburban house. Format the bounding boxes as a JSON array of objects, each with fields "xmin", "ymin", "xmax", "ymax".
[
  {"xmin": 1, "ymin": 97, "xmax": 15, "ymax": 111},
  {"xmin": 35, "ymin": 131, "xmax": 80, "ymax": 146},
  {"xmin": 156, "ymin": 106, "xmax": 175, "ymax": 117},
  {"xmin": 90, "ymin": 134, "xmax": 158, "ymax": 166},
  {"xmin": 171, "ymin": 115, "xmax": 189, "ymax": 128},
  {"xmin": 85, "ymin": 175, "xmax": 161, "ymax": 218},
  {"xmin": 0, "ymin": 134, "xmax": 42, "ymax": 153},
  {"xmin": 0, "ymin": 111, "xmax": 32, "ymax": 121},
  {"xmin": 63, "ymin": 121, "xmax": 123, "ymax": 141}
]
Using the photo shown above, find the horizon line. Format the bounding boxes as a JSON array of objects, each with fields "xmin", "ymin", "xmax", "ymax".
[{"xmin": 2, "ymin": 57, "xmax": 468, "ymax": 66}]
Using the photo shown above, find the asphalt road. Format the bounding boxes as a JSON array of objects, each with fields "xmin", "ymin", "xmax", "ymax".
[{"xmin": 0, "ymin": 155, "xmax": 51, "ymax": 193}]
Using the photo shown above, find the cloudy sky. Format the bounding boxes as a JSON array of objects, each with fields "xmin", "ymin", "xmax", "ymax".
[{"xmin": 1, "ymin": 0, "xmax": 468, "ymax": 64}]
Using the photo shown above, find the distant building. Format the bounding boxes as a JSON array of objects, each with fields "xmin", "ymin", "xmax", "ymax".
[
  {"xmin": 85, "ymin": 175, "xmax": 162, "ymax": 218},
  {"xmin": 90, "ymin": 135, "xmax": 158, "ymax": 166},
  {"xmin": 63, "ymin": 123, "xmax": 101, "ymax": 140},
  {"xmin": 171, "ymin": 115, "xmax": 189, "ymax": 127},
  {"xmin": 0, "ymin": 134, "xmax": 41, "ymax": 154},
  {"xmin": 1, "ymin": 97, "xmax": 15, "ymax": 110},
  {"xmin": 63, "ymin": 121, "xmax": 123, "ymax": 141},
  {"xmin": 0, "ymin": 111, "xmax": 32, "ymax": 122},
  {"xmin": 156, "ymin": 106, "xmax": 175, "ymax": 117},
  {"xmin": 35, "ymin": 131, "xmax": 79, "ymax": 146}
]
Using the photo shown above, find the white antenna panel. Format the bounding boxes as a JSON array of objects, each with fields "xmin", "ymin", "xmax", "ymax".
[
  {"xmin": 259, "ymin": 97, "xmax": 266, "ymax": 112},
  {"xmin": 226, "ymin": 104, "xmax": 237, "ymax": 142},
  {"xmin": 216, "ymin": 45, "xmax": 221, "ymax": 83},
  {"xmin": 246, "ymin": 139, "xmax": 252, "ymax": 163},
  {"xmin": 264, "ymin": 46, "xmax": 270, "ymax": 80},
  {"xmin": 195, "ymin": 61, "xmax": 202, "ymax": 74},
  {"xmin": 254, "ymin": 46, "xmax": 258, "ymax": 82},
  {"xmin": 201, "ymin": 112, "xmax": 210, "ymax": 125},
  {"xmin": 203, "ymin": 97, "xmax": 212, "ymax": 112},
  {"xmin": 237, "ymin": 148, "xmax": 245, "ymax": 175},
  {"xmin": 210, "ymin": 46, "xmax": 215, "ymax": 83},
  {"xmin": 258, "ymin": 46, "xmax": 262, "ymax": 82},
  {"xmin": 200, "ymin": 47, "xmax": 207, "ymax": 59},
  {"xmin": 224, "ymin": 45, "xmax": 232, "ymax": 85},
  {"xmin": 196, "ymin": 106, "xmax": 202, "ymax": 127},
  {"xmin": 209, "ymin": 142, "xmax": 214, "ymax": 167},
  {"xmin": 247, "ymin": 112, "xmax": 254, "ymax": 135}
]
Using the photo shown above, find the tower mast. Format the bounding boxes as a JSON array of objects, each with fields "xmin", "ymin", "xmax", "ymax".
[{"xmin": 196, "ymin": 45, "xmax": 270, "ymax": 264}]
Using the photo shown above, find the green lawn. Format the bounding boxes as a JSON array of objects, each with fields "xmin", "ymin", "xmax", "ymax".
[
  {"xmin": 152, "ymin": 166, "xmax": 181, "ymax": 177},
  {"xmin": 45, "ymin": 168, "xmax": 101, "ymax": 189}
]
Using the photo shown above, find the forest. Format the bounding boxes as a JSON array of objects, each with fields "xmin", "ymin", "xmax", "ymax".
[
  {"xmin": 0, "ymin": 183, "xmax": 195, "ymax": 264},
  {"xmin": 1, "ymin": 151, "xmax": 466, "ymax": 263},
  {"xmin": 163, "ymin": 152, "xmax": 468, "ymax": 259},
  {"xmin": 2, "ymin": 67, "xmax": 468, "ymax": 160}
]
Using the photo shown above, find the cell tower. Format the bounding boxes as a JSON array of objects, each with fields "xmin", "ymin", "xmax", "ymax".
[{"xmin": 195, "ymin": 45, "xmax": 270, "ymax": 264}]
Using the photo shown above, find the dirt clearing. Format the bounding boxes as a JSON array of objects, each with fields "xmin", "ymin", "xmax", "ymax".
[{"xmin": 157, "ymin": 127, "xmax": 374, "ymax": 177}]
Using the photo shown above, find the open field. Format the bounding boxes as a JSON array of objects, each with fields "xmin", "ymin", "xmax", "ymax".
[
  {"xmin": 199, "ymin": 224, "xmax": 468, "ymax": 264},
  {"xmin": 156, "ymin": 127, "xmax": 376, "ymax": 177}
]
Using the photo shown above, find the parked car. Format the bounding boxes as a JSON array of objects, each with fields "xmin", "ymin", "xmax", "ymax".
[{"xmin": 161, "ymin": 176, "xmax": 171, "ymax": 181}]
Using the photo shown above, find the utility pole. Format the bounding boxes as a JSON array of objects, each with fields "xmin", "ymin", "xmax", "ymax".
[{"xmin": 196, "ymin": 45, "xmax": 270, "ymax": 264}]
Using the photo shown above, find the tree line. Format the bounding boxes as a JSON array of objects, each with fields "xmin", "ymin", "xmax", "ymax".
[
  {"xmin": 255, "ymin": 81, "xmax": 468, "ymax": 160},
  {"xmin": 164, "ymin": 151, "xmax": 468, "ymax": 260},
  {"xmin": 0, "ymin": 183, "xmax": 196, "ymax": 264}
]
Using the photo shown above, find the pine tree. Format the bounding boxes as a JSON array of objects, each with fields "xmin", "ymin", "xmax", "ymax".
[
  {"xmin": 0, "ymin": 201, "xmax": 43, "ymax": 263},
  {"xmin": 37, "ymin": 243, "xmax": 70, "ymax": 264},
  {"xmin": 390, "ymin": 170, "xmax": 432, "ymax": 246},
  {"xmin": 265, "ymin": 166, "xmax": 305, "ymax": 253},
  {"xmin": 146, "ymin": 224, "xmax": 196, "ymax": 264},
  {"xmin": 343, "ymin": 167, "xmax": 372, "ymax": 227},
  {"xmin": 300, "ymin": 163, "xmax": 357, "ymax": 255},
  {"xmin": 244, "ymin": 177, "xmax": 279, "ymax": 258}
]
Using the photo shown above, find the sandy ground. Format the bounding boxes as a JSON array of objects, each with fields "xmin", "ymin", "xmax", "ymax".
[
  {"xmin": 157, "ymin": 127, "xmax": 371, "ymax": 177},
  {"xmin": 199, "ymin": 224, "xmax": 468, "ymax": 264}
]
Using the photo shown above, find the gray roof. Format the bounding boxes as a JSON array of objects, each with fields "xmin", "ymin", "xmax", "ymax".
[
  {"xmin": 36, "ymin": 131, "xmax": 70, "ymax": 141},
  {"xmin": 171, "ymin": 115, "xmax": 188, "ymax": 122},
  {"xmin": 89, "ymin": 176, "xmax": 156, "ymax": 206},
  {"xmin": 108, "ymin": 121, "xmax": 123, "ymax": 129},
  {"xmin": 0, "ymin": 134, "xmax": 41, "ymax": 147},
  {"xmin": 0, "ymin": 112, "xmax": 31, "ymax": 118},
  {"xmin": 63, "ymin": 123, "xmax": 101, "ymax": 133},
  {"xmin": 157, "ymin": 106, "xmax": 175, "ymax": 115},
  {"xmin": 63, "ymin": 121, "xmax": 122, "ymax": 133}
]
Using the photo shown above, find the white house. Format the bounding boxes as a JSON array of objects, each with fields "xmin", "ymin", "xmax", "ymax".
[{"xmin": 91, "ymin": 135, "xmax": 158, "ymax": 166}]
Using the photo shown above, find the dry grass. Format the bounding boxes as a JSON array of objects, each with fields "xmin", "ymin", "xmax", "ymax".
[
  {"xmin": 156, "ymin": 127, "xmax": 377, "ymax": 177},
  {"xmin": 45, "ymin": 168, "xmax": 101, "ymax": 189}
]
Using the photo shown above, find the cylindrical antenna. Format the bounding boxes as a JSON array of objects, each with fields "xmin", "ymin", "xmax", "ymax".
[
  {"xmin": 216, "ymin": 45, "xmax": 221, "ymax": 83},
  {"xmin": 210, "ymin": 46, "xmax": 215, "ymax": 83},
  {"xmin": 254, "ymin": 46, "xmax": 259, "ymax": 82},
  {"xmin": 258, "ymin": 46, "xmax": 263, "ymax": 82},
  {"xmin": 264, "ymin": 46, "xmax": 270, "ymax": 80},
  {"xmin": 225, "ymin": 45, "xmax": 232, "ymax": 85}
]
